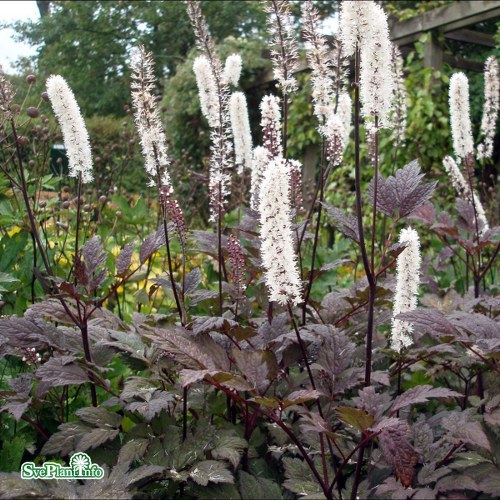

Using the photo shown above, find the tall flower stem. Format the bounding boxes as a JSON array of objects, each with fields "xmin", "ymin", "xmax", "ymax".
[
  {"xmin": 302, "ymin": 139, "xmax": 326, "ymax": 325},
  {"xmin": 218, "ymin": 182, "xmax": 223, "ymax": 315},
  {"xmin": 74, "ymin": 171, "xmax": 83, "ymax": 272},
  {"xmin": 287, "ymin": 303, "xmax": 342, "ymax": 485},
  {"xmin": 80, "ymin": 320, "xmax": 98, "ymax": 407},
  {"xmin": 11, "ymin": 120, "xmax": 53, "ymax": 279},
  {"xmin": 162, "ymin": 217, "xmax": 185, "ymax": 325},
  {"xmin": 351, "ymin": 45, "xmax": 375, "ymax": 500}
]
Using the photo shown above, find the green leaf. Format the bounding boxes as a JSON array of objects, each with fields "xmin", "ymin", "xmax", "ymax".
[
  {"xmin": 238, "ymin": 470, "xmax": 282, "ymax": 499},
  {"xmin": 189, "ymin": 460, "xmax": 234, "ymax": 486},
  {"xmin": 212, "ymin": 432, "xmax": 247, "ymax": 469},
  {"xmin": 0, "ymin": 437, "xmax": 27, "ymax": 473},
  {"xmin": 336, "ymin": 407, "xmax": 374, "ymax": 431},
  {"xmin": 282, "ymin": 457, "xmax": 321, "ymax": 496}
]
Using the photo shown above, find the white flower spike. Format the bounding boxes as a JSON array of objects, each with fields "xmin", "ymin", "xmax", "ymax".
[{"xmin": 46, "ymin": 75, "xmax": 93, "ymax": 183}]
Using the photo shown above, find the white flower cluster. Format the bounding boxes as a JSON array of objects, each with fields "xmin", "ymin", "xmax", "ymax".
[
  {"xmin": 301, "ymin": 1, "xmax": 335, "ymax": 123},
  {"xmin": 46, "ymin": 75, "xmax": 93, "ymax": 183},
  {"xmin": 339, "ymin": 1, "xmax": 394, "ymax": 125},
  {"xmin": 265, "ymin": 0, "xmax": 299, "ymax": 95},
  {"xmin": 223, "ymin": 54, "xmax": 242, "ymax": 87},
  {"xmin": 339, "ymin": 1, "xmax": 374, "ymax": 58},
  {"xmin": 322, "ymin": 113, "xmax": 345, "ymax": 166},
  {"xmin": 130, "ymin": 46, "xmax": 172, "ymax": 189},
  {"xmin": 260, "ymin": 94, "xmax": 282, "ymax": 157},
  {"xmin": 259, "ymin": 156, "xmax": 302, "ymax": 306},
  {"xmin": 391, "ymin": 227, "xmax": 421, "ymax": 353},
  {"xmin": 443, "ymin": 156, "xmax": 489, "ymax": 235},
  {"xmin": 337, "ymin": 92, "xmax": 353, "ymax": 146},
  {"xmin": 229, "ymin": 91, "xmax": 253, "ymax": 173},
  {"xmin": 359, "ymin": 4, "xmax": 394, "ymax": 124},
  {"xmin": 187, "ymin": 1, "xmax": 234, "ymax": 222},
  {"xmin": 193, "ymin": 55, "xmax": 220, "ymax": 128},
  {"xmin": 477, "ymin": 56, "xmax": 499, "ymax": 160},
  {"xmin": 250, "ymin": 146, "xmax": 268, "ymax": 210},
  {"xmin": 388, "ymin": 44, "xmax": 408, "ymax": 143},
  {"xmin": 449, "ymin": 72, "xmax": 474, "ymax": 159}
]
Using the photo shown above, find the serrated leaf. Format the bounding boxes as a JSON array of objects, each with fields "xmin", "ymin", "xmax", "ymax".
[
  {"xmin": 398, "ymin": 308, "xmax": 457, "ymax": 337},
  {"xmin": 443, "ymin": 415, "xmax": 491, "ymax": 452},
  {"xmin": 116, "ymin": 240, "xmax": 135, "ymax": 276},
  {"xmin": 82, "ymin": 235, "xmax": 107, "ymax": 277},
  {"xmin": 189, "ymin": 460, "xmax": 233, "ymax": 486},
  {"xmin": 436, "ymin": 474, "xmax": 479, "ymax": 492},
  {"xmin": 368, "ymin": 160, "xmax": 436, "ymax": 219},
  {"xmin": 118, "ymin": 438, "xmax": 150, "ymax": 466},
  {"xmin": 121, "ymin": 377, "xmax": 158, "ymax": 401},
  {"xmin": 189, "ymin": 290, "xmax": 219, "ymax": 307},
  {"xmin": 283, "ymin": 389, "xmax": 320, "ymax": 409},
  {"xmin": 77, "ymin": 427, "xmax": 120, "ymax": 452},
  {"xmin": 124, "ymin": 464, "xmax": 164, "ymax": 486},
  {"xmin": 190, "ymin": 482, "xmax": 241, "ymax": 499},
  {"xmin": 391, "ymin": 386, "xmax": 462, "ymax": 414},
  {"xmin": 238, "ymin": 470, "xmax": 282, "ymax": 499},
  {"xmin": 212, "ymin": 433, "xmax": 247, "ymax": 469},
  {"xmin": 336, "ymin": 407, "xmax": 374, "ymax": 431},
  {"xmin": 36, "ymin": 355, "xmax": 89, "ymax": 387},
  {"xmin": 41, "ymin": 422, "xmax": 91, "ymax": 456},
  {"xmin": 192, "ymin": 316, "xmax": 239, "ymax": 336},
  {"xmin": 282, "ymin": 457, "xmax": 321, "ymax": 496},
  {"xmin": 75, "ymin": 407, "xmax": 122, "ymax": 428},
  {"xmin": 139, "ymin": 228, "xmax": 165, "ymax": 264},
  {"xmin": 322, "ymin": 203, "xmax": 359, "ymax": 243},
  {"xmin": 145, "ymin": 326, "xmax": 230, "ymax": 371},
  {"xmin": 232, "ymin": 349, "xmax": 273, "ymax": 393},
  {"xmin": 184, "ymin": 267, "xmax": 202, "ymax": 295},
  {"xmin": 126, "ymin": 391, "xmax": 175, "ymax": 421},
  {"xmin": 377, "ymin": 418, "xmax": 418, "ymax": 487}
]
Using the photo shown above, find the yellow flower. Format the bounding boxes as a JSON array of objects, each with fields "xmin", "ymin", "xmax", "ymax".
[
  {"xmin": 111, "ymin": 245, "xmax": 121, "ymax": 258},
  {"xmin": 7, "ymin": 226, "xmax": 21, "ymax": 237},
  {"xmin": 54, "ymin": 256, "xmax": 69, "ymax": 266}
]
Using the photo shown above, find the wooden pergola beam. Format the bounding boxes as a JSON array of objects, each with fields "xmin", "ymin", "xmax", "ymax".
[
  {"xmin": 444, "ymin": 29, "xmax": 496, "ymax": 47},
  {"xmin": 391, "ymin": 0, "xmax": 500, "ymax": 45}
]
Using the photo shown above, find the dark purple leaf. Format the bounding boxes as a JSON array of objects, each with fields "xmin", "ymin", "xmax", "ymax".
[
  {"xmin": 408, "ymin": 202, "xmax": 435, "ymax": 224},
  {"xmin": 189, "ymin": 289, "xmax": 219, "ymax": 306},
  {"xmin": 184, "ymin": 267, "xmax": 202, "ymax": 295},
  {"xmin": 126, "ymin": 391, "xmax": 175, "ymax": 421},
  {"xmin": 192, "ymin": 230, "xmax": 229, "ymax": 257},
  {"xmin": 391, "ymin": 385, "xmax": 462, "ymax": 414},
  {"xmin": 139, "ymin": 228, "xmax": 165, "ymax": 264},
  {"xmin": 456, "ymin": 198, "xmax": 480, "ymax": 234},
  {"xmin": 322, "ymin": 203, "xmax": 359, "ymax": 243},
  {"xmin": 75, "ymin": 406, "xmax": 122, "ymax": 428},
  {"xmin": 398, "ymin": 308, "xmax": 457, "ymax": 337},
  {"xmin": 41, "ymin": 421, "xmax": 90, "ymax": 456},
  {"xmin": 448, "ymin": 312, "xmax": 499, "ymax": 340},
  {"xmin": 116, "ymin": 240, "xmax": 135, "ymax": 277},
  {"xmin": 442, "ymin": 412, "xmax": 491, "ymax": 451},
  {"xmin": 77, "ymin": 427, "xmax": 120, "ymax": 452},
  {"xmin": 376, "ymin": 418, "xmax": 418, "ymax": 487},
  {"xmin": 82, "ymin": 236, "xmax": 107, "ymax": 276},
  {"xmin": 436, "ymin": 474, "xmax": 479, "ymax": 492},
  {"xmin": 232, "ymin": 349, "xmax": 276, "ymax": 393},
  {"xmin": 36, "ymin": 355, "xmax": 89, "ymax": 387},
  {"xmin": 145, "ymin": 326, "xmax": 230, "ymax": 371},
  {"xmin": 192, "ymin": 316, "xmax": 239, "ymax": 336},
  {"xmin": 368, "ymin": 160, "xmax": 436, "ymax": 219}
]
